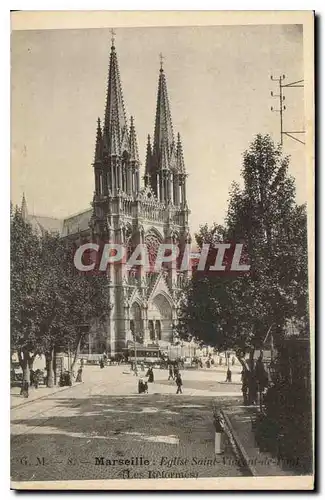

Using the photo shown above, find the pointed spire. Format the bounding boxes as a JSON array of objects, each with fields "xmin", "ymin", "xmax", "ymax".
[
  {"xmin": 120, "ymin": 125, "xmax": 129, "ymax": 154},
  {"xmin": 103, "ymin": 40, "xmax": 129, "ymax": 156},
  {"xmin": 21, "ymin": 192, "xmax": 28, "ymax": 220},
  {"xmin": 153, "ymin": 61, "xmax": 175, "ymax": 167},
  {"xmin": 94, "ymin": 117, "xmax": 103, "ymax": 161},
  {"xmin": 129, "ymin": 116, "xmax": 139, "ymax": 163},
  {"xmin": 145, "ymin": 135, "xmax": 152, "ymax": 175},
  {"xmin": 176, "ymin": 132, "xmax": 186, "ymax": 173},
  {"xmin": 144, "ymin": 135, "xmax": 152, "ymax": 187}
]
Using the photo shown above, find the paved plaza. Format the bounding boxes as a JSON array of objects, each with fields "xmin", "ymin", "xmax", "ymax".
[{"xmin": 11, "ymin": 365, "xmax": 244, "ymax": 482}]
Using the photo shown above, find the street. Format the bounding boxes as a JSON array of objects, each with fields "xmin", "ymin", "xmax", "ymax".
[{"xmin": 11, "ymin": 365, "xmax": 244, "ymax": 481}]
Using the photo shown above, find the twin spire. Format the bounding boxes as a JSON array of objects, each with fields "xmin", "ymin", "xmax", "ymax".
[
  {"xmin": 94, "ymin": 41, "xmax": 139, "ymax": 163},
  {"xmin": 93, "ymin": 37, "xmax": 187, "ymax": 203}
]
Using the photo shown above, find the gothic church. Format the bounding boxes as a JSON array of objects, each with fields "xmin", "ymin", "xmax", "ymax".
[{"xmin": 22, "ymin": 39, "xmax": 191, "ymax": 356}]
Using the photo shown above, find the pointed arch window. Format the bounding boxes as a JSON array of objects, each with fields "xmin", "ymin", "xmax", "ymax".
[{"xmin": 145, "ymin": 232, "xmax": 162, "ymax": 271}]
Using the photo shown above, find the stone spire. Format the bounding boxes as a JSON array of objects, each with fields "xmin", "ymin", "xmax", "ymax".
[
  {"xmin": 152, "ymin": 62, "xmax": 175, "ymax": 169},
  {"xmin": 21, "ymin": 192, "xmax": 28, "ymax": 220},
  {"xmin": 144, "ymin": 135, "xmax": 152, "ymax": 188},
  {"xmin": 103, "ymin": 40, "xmax": 129, "ymax": 156},
  {"xmin": 129, "ymin": 116, "xmax": 139, "ymax": 163},
  {"xmin": 94, "ymin": 117, "xmax": 103, "ymax": 162},
  {"xmin": 176, "ymin": 132, "xmax": 186, "ymax": 173}
]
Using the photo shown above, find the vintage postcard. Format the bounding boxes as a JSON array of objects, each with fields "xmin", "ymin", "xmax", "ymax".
[{"xmin": 10, "ymin": 11, "xmax": 314, "ymax": 490}]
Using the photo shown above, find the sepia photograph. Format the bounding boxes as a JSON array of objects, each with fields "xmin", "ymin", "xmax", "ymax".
[{"xmin": 10, "ymin": 11, "xmax": 314, "ymax": 490}]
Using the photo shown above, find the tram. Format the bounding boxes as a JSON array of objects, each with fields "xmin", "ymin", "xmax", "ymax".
[{"xmin": 123, "ymin": 343, "xmax": 160, "ymax": 364}]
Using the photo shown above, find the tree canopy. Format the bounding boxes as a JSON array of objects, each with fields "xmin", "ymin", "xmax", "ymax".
[
  {"xmin": 177, "ymin": 134, "xmax": 309, "ymax": 357},
  {"xmin": 11, "ymin": 206, "xmax": 110, "ymax": 383}
]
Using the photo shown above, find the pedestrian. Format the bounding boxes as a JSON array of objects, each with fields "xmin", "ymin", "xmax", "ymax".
[
  {"xmin": 176, "ymin": 373, "xmax": 183, "ymax": 394},
  {"xmin": 34, "ymin": 369, "xmax": 41, "ymax": 389},
  {"xmin": 99, "ymin": 358, "xmax": 104, "ymax": 369},
  {"xmin": 146, "ymin": 366, "xmax": 154, "ymax": 383},
  {"xmin": 226, "ymin": 368, "xmax": 232, "ymax": 382},
  {"xmin": 59, "ymin": 370, "xmax": 72, "ymax": 387},
  {"xmin": 168, "ymin": 364, "xmax": 174, "ymax": 380},
  {"xmin": 138, "ymin": 378, "xmax": 148, "ymax": 394},
  {"xmin": 76, "ymin": 367, "xmax": 83, "ymax": 383},
  {"xmin": 138, "ymin": 378, "xmax": 144, "ymax": 394}
]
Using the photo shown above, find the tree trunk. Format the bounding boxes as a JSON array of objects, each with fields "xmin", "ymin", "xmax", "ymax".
[
  {"xmin": 71, "ymin": 334, "xmax": 83, "ymax": 373},
  {"xmin": 53, "ymin": 347, "xmax": 57, "ymax": 386},
  {"xmin": 237, "ymin": 349, "xmax": 257, "ymax": 406},
  {"xmin": 46, "ymin": 349, "xmax": 55, "ymax": 388},
  {"xmin": 20, "ymin": 350, "xmax": 30, "ymax": 384},
  {"xmin": 28, "ymin": 353, "xmax": 36, "ymax": 371},
  {"xmin": 248, "ymin": 348, "xmax": 257, "ymax": 405},
  {"xmin": 18, "ymin": 349, "xmax": 34, "ymax": 383}
]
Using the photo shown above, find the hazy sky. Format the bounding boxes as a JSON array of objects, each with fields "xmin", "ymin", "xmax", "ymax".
[{"xmin": 11, "ymin": 24, "xmax": 305, "ymax": 233}]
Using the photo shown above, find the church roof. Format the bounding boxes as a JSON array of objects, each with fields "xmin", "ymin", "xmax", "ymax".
[
  {"xmin": 19, "ymin": 194, "xmax": 91, "ymax": 237},
  {"xmin": 20, "ymin": 194, "xmax": 63, "ymax": 236},
  {"xmin": 61, "ymin": 208, "xmax": 92, "ymax": 236},
  {"xmin": 28, "ymin": 215, "xmax": 63, "ymax": 236},
  {"xmin": 28, "ymin": 209, "xmax": 92, "ymax": 238}
]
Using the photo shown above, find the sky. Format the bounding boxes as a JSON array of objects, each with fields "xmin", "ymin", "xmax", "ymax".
[{"xmin": 11, "ymin": 24, "xmax": 305, "ymax": 233}]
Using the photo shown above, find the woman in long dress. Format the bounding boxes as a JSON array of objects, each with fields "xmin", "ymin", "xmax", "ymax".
[
  {"xmin": 76, "ymin": 367, "xmax": 83, "ymax": 383},
  {"xmin": 146, "ymin": 366, "xmax": 154, "ymax": 383}
]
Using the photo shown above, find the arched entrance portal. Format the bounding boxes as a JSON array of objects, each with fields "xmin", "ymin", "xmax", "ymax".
[
  {"xmin": 130, "ymin": 302, "xmax": 143, "ymax": 343},
  {"xmin": 148, "ymin": 294, "xmax": 173, "ymax": 343}
]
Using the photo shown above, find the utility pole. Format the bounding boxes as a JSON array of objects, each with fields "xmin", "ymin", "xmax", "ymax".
[
  {"xmin": 270, "ymin": 74, "xmax": 305, "ymax": 145},
  {"xmin": 131, "ymin": 330, "xmax": 138, "ymax": 375}
]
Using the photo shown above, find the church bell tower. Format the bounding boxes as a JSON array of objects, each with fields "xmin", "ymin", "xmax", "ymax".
[{"xmin": 89, "ymin": 37, "xmax": 191, "ymax": 355}]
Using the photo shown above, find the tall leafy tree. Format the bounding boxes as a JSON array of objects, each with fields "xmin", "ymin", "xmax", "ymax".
[
  {"xmin": 36, "ymin": 233, "xmax": 110, "ymax": 386},
  {"xmin": 178, "ymin": 134, "xmax": 309, "ymax": 365},
  {"xmin": 11, "ymin": 207, "xmax": 111, "ymax": 387},
  {"xmin": 11, "ymin": 205, "xmax": 42, "ymax": 382}
]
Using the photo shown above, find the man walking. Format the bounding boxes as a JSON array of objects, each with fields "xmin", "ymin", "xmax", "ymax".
[
  {"xmin": 168, "ymin": 364, "xmax": 174, "ymax": 380},
  {"xmin": 176, "ymin": 373, "xmax": 183, "ymax": 394}
]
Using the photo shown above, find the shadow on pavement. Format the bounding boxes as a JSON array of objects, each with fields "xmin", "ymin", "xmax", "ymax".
[{"xmin": 11, "ymin": 394, "xmax": 243, "ymax": 482}]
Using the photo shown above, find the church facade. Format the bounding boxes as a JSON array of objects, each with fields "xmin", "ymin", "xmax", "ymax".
[{"xmin": 22, "ymin": 40, "xmax": 191, "ymax": 356}]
